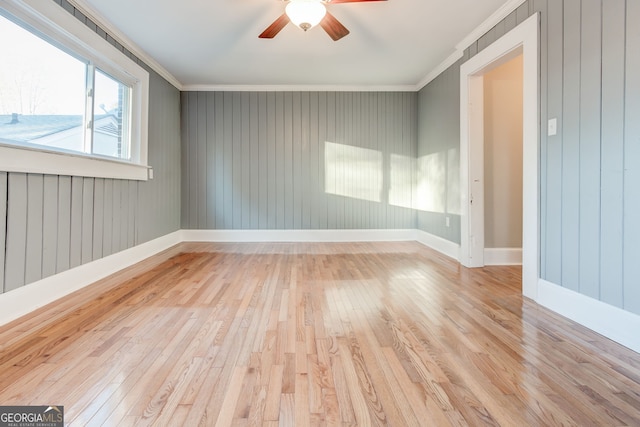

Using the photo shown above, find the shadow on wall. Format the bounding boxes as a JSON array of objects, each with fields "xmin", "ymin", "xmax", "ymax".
[{"xmin": 324, "ymin": 141, "xmax": 460, "ymax": 216}]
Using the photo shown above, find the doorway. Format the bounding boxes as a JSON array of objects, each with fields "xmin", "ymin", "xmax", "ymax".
[{"xmin": 459, "ymin": 14, "xmax": 539, "ymax": 300}]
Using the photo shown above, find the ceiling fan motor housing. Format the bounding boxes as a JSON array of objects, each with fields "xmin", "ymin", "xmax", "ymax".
[{"xmin": 285, "ymin": 0, "xmax": 327, "ymax": 31}]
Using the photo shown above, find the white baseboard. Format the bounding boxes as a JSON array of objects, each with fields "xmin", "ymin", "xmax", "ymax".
[
  {"xmin": 0, "ymin": 231, "xmax": 182, "ymax": 327},
  {"xmin": 538, "ymin": 279, "xmax": 640, "ymax": 354},
  {"xmin": 180, "ymin": 229, "xmax": 417, "ymax": 243},
  {"xmin": 414, "ymin": 230, "xmax": 460, "ymax": 261},
  {"xmin": 484, "ymin": 247, "xmax": 522, "ymax": 265}
]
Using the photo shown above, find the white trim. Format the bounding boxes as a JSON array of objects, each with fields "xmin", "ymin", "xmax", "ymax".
[
  {"xmin": 414, "ymin": 230, "xmax": 460, "ymax": 261},
  {"xmin": 538, "ymin": 279, "xmax": 640, "ymax": 354},
  {"xmin": 459, "ymin": 14, "xmax": 539, "ymax": 300},
  {"xmin": 484, "ymin": 248, "xmax": 522, "ymax": 265},
  {"xmin": 0, "ymin": 145, "xmax": 149, "ymax": 180},
  {"xmin": 182, "ymin": 84, "xmax": 419, "ymax": 93},
  {"xmin": 0, "ymin": 231, "xmax": 181, "ymax": 327},
  {"xmin": 66, "ymin": 0, "xmax": 183, "ymax": 90},
  {"xmin": 180, "ymin": 229, "xmax": 416, "ymax": 243}
]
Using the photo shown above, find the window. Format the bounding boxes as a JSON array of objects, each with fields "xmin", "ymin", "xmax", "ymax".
[{"xmin": 0, "ymin": 0, "xmax": 149, "ymax": 180}]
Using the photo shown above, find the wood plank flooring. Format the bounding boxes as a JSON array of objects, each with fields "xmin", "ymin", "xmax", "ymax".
[{"xmin": 1, "ymin": 241, "xmax": 639, "ymax": 426}]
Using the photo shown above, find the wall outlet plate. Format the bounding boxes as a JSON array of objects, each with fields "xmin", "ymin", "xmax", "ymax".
[{"xmin": 548, "ymin": 118, "xmax": 557, "ymax": 136}]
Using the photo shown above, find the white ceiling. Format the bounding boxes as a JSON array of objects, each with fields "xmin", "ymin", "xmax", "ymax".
[{"xmin": 77, "ymin": 0, "xmax": 518, "ymax": 89}]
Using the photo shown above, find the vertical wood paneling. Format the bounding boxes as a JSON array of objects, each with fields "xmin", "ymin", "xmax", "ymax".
[
  {"xmin": 56, "ymin": 176, "xmax": 71, "ymax": 273},
  {"xmin": 599, "ymin": 1, "xmax": 625, "ymax": 308},
  {"xmin": 533, "ymin": 0, "xmax": 548, "ymax": 278},
  {"xmin": 206, "ymin": 92, "xmax": 217, "ymax": 229},
  {"xmin": 275, "ymin": 92, "xmax": 285, "ymax": 229},
  {"xmin": 335, "ymin": 92, "xmax": 345, "ymax": 229},
  {"xmin": 0, "ymin": 172, "xmax": 6, "ymax": 293},
  {"xmin": 119, "ymin": 180, "xmax": 129, "ymax": 251},
  {"xmin": 267, "ymin": 92, "xmax": 277, "ymax": 228},
  {"xmin": 69, "ymin": 176, "xmax": 83, "ymax": 269},
  {"xmin": 342, "ymin": 92, "xmax": 353, "ymax": 229},
  {"xmin": 504, "ymin": 10, "xmax": 517, "ymax": 33},
  {"xmin": 301, "ymin": 92, "xmax": 311, "ymax": 229},
  {"xmin": 197, "ymin": 92, "xmax": 207, "ymax": 229},
  {"xmin": 181, "ymin": 91, "xmax": 417, "ymax": 233},
  {"xmin": 0, "ymin": 173, "xmax": 6, "ymax": 293},
  {"xmin": 249, "ymin": 92, "xmax": 260, "ymax": 229},
  {"xmin": 544, "ymin": 0, "xmax": 563, "ymax": 284},
  {"xmin": 5, "ymin": 173, "xmax": 27, "ymax": 292},
  {"xmin": 578, "ymin": 0, "xmax": 601, "ymax": 299},
  {"xmin": 233, "ymin": 92, "xmax": 243, "ymax": 229},
  {"xmin": 624, "ymin": 1, "xmax": 640, "ymax": 315},
  {"xmin": 102, "ymin": 179, "xmax": 113, "ymax": 257},
  {"xmin": 127, "ymin": 182, "xmax": 136, "ymax": 248},
  {"xmin": 317, "ymin": 92, "xmax": 328, "ymax": 229},
  {"xmin": 292, "ymin": 92, "xmax": 302, "ymax": 229},
  {"xmin": 223, "ymin": 92, "xmax": 234, "ymax": 229},
  {"xmin": 111, "ymin": 180, "xmax": 122, "ymax": 254},
  {"xmin": 188, "ymin": 92, "xmax": 199, "ymax": 229},
  {"xmin": 215, "ymin": 92, "xmax": 225, "ymax": 229},
  {"xmin": 516, "ymin": 1, "xmax": 530, "ymax": 24},
  {"xmin": 241, "ymin": 92, "xmax": 252, "ymax": 229},
  {"xmin": 81, "ymin": 178, "xmax": 94, "ymax": 265},
  {"xmin": 42, "ymin": 175, "xmax": 59, "ymax": 278},
  {"xmin": 284, "ymin": 92, "xmax": 294, "ymax": 229},
  {"xmin": 561, "ymin": 0, "xmax": 581, "ymax": 292},
  {"xmin": 258, "ymin": 92, "xmax": 268, "ymax": 229},
  {"xmin": 180, "ymin": 92, "xmax": 190, "ymax": 229},
  {"xmin": 378, "ymin": 92, "xmax": 388, "ymax": 229},
  {"xmin": 325, "ymin": 92, "xmax": 337, "ymax": 229},
  {"xmin": 92, "ymin": 178, "xmax": 104, "ymax": 261},
  {"xmin": 25, "ymin": 175, "xmax": 43, "ymax": 285}
]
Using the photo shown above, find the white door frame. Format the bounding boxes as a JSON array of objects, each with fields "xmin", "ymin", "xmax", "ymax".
[{"xmin": 459, "ymin": 14, "xmax": 539, "ymax": 300}]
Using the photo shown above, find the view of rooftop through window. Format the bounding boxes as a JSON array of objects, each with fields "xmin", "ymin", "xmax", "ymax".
[{"xmin": 0, "ymin": 13, "xmax": 131, "ymax": 160}]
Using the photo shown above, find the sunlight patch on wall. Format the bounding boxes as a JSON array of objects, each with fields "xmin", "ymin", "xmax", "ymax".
[
  {"xmin": 415, "ymin": 152, "xmax": 446, "ymax": 213},
  {"xmin": 389, "ymin": 154, "xmax": 414, "ymax": 209},
  {"xmin": 446, "ymin": 148, "xmax": 461, "ymax": 215},
  {"xmin": 324, "ymin": 141, "xmax": 383, "ymax": 203}
]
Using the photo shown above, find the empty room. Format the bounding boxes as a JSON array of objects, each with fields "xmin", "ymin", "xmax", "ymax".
[{"xmin": 1, "ymin": 0, "xmax": 639, "ymax": 425}]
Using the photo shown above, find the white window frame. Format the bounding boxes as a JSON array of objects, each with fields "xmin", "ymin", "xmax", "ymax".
[{"xmin": 0, "ymin": 0, "xmax": 149, "ymax": 181}]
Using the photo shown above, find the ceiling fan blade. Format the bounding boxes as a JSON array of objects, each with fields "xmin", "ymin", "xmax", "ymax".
[
  {"xmin": 259, "ymin": 13, "xmax": 290, "ymax": 38},
  {"xmin": 325, "ymin": 0, "xmax": 387, "ymax": 3},
  {"xmin": 320, "ymin": 12, "xmax": 350, "ymax": 41}
]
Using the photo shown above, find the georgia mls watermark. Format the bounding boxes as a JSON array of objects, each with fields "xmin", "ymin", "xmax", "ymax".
[{"xmin": 0, "ymin": 406, "xmax": 63, "ymax": 427}]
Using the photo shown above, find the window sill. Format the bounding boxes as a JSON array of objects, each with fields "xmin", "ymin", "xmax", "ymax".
[{"xmin": 0, "ymin": 144, "xmax": 149, "ymax": 181}]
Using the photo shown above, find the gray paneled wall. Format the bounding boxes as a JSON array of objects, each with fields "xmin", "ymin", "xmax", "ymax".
[
  {"xmin": 0, "ymin": 1, "xmax": 181, "ymax": 294},
  {"xmin": 181, "ymin": 91, "xmax": 418, "ymax": 230},
  {"xmin": 416, "ymin": 63, "xmax": 462, "ymax": 244},
  {"xmin": 418, "ymin": 0, "xmax": 640, "ymax": 316}
]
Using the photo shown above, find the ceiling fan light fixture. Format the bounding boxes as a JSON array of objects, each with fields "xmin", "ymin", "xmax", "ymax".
[{"xmin": 285, "ymin": 1, "xmax": 327, "ymax": 31}]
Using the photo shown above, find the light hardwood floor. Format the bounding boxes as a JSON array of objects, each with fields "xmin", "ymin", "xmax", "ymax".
[{"xmin": 1, "ymin": 242, "xmax": 639, "ymax": 426}]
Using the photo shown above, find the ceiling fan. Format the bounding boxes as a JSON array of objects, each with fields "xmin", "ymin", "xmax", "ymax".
[{"xmin": 259, "ymin": 0, "xmax": 387, "ymax": 41}]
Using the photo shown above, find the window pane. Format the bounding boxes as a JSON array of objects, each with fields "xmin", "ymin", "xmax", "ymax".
[
  {"xmin": 0, "ymin": 14, "xmax": 87, "ymax": 153},
  {"xmin": 93, "ymin": 69, "xmax": 131, "ymax": 159}
]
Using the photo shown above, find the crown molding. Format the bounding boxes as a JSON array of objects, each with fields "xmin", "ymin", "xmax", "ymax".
[
  {"xmin": 66, "ymin": 0, "xmax": 184, "ymax": 90},
  {"xmin": 182, "ymin": 84, "xmax": 419, "ymax": 92},
  {"xmin": 417, "ymin": 0, "xmax": 527, "ymax": 90}
]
